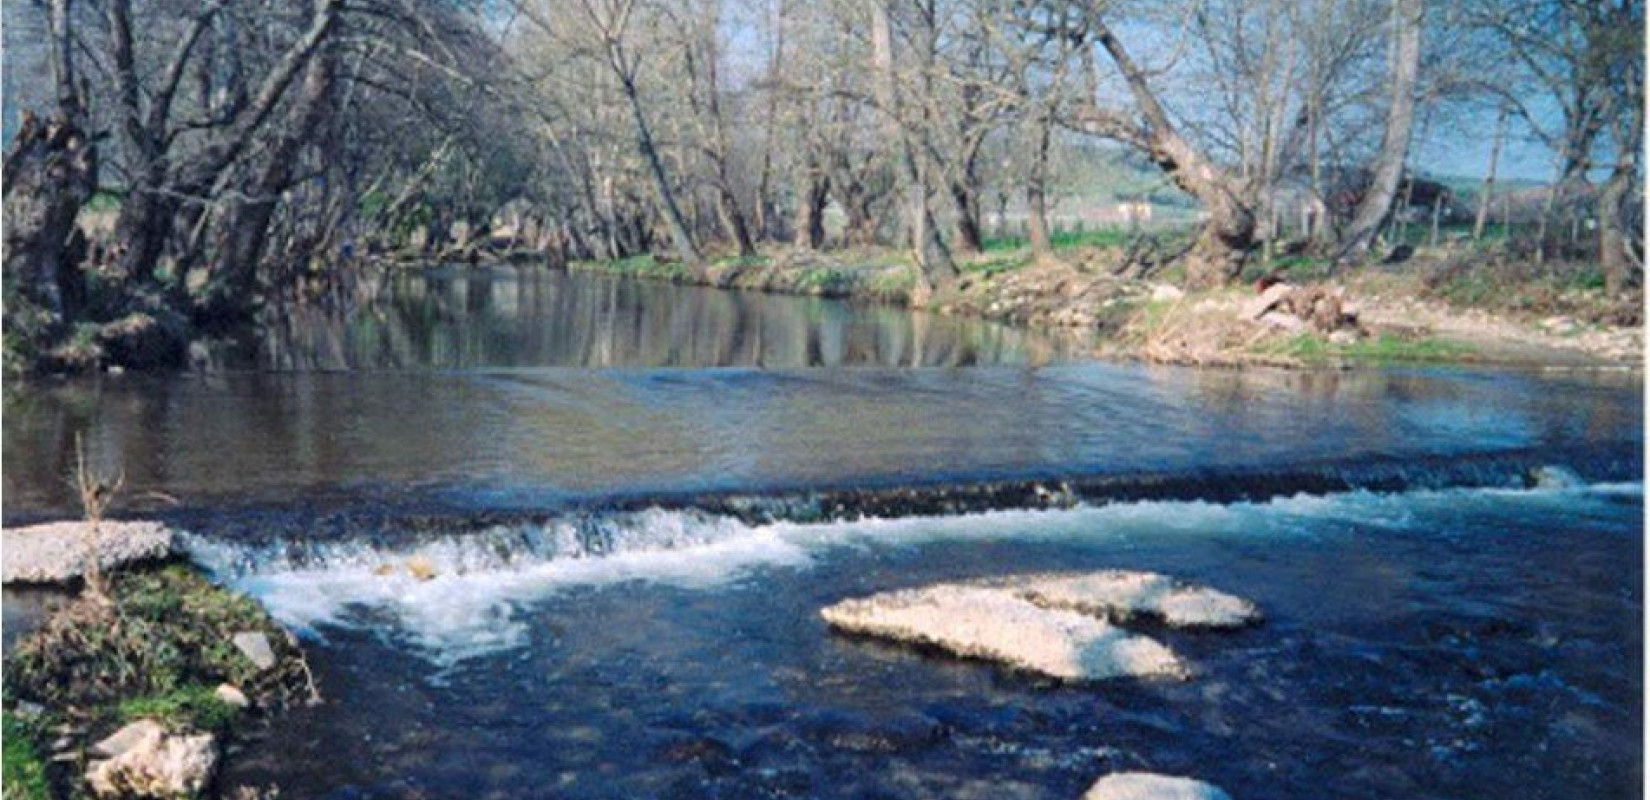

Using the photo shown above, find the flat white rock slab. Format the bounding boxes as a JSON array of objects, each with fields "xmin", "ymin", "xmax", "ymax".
[
  {"xmin": 2, "ymin": 520, "xmax": 174, "ymax": 584},
  {"xmin": 821, "ymin": 584, "xmax": 1184, "ymax": 681},
  {"xmin": 1084, "ymin": 773, "xmax": 1233, "ymax": 800},
  {"xmin": 1002, "ymin": 571, "xmax": 1261, "ymax": 629}
]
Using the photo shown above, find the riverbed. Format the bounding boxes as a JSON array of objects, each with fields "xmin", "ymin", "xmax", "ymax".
[{"xmin": 3, "ymin": 266, "xmax": 1641, "ymax": 799}]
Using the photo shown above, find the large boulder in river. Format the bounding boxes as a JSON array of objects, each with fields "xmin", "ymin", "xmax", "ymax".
[
  {"xmin": 1083, "ymin": 772, "xmax": 1232, "ymax": 800},
  {"xmin": 2, "ymin": 520, "xmax": 174, "ymax": 584},
  {"xmin": 821, "ymin": 571, "xmax": 1259, "ymax": 681},
  {"xmin": 86, "ymin": 720, "xmax": 218, "ymax": 799},
  {"xmin": 821, "ymin": 584, "xmax": 1185, "ymax": 681}
]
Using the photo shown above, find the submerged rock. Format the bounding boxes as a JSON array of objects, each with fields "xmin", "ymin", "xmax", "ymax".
[
  {"xmin": 1083, "ymin": 773, "xmax": 1232, "ymax": 800},
  {"xmin": 2, "ymin": 520, "xmax": 174, "ymax": 584},
  {"xmin": 86, "ymin": 720, "xmax": 218, "ymax": 799},
  {"xmin": 1530, "ymin": 465, "xmax": 1585, "ymax": 489},
  {"xmin": 794, "ymin": 708, "xmax": 947, "ymax": 753},
  {"xmin": 405, "ymin": 556, "xmax": 439, "ymax": 581},
  {"xmin": 1002, "ymin": 572, "xmax": 1261, "ymax": 629},
  {"xmin": 821, "ymin": 585, "xmax": 1184, "ymax": 681}
]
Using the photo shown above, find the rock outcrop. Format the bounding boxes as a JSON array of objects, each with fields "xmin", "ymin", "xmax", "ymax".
[
  {"xmin": 231, "ymin": 631, "xmax": 278, "ymax": 671},
  {"xmin": 821, "ymin": 571, "xmax": 1259, "ymax": 681},
  {"xmin": 821, "ymin": 584, "xmax": 1185, "ymax": 681},
  {"xmin": 1001, "ymin": 571, "xmax": 1261, "ymax": 629},
  {"xmin": 86, "ymin": 720, "xmax": 218, "ymax": 799},
  {"xmin": 2, "ymin": 520, "xmax": 174, "ymax": 584},
  {"xmin": 1083, "ymin": 772, "xmax": 1232, "ymax": 800}
]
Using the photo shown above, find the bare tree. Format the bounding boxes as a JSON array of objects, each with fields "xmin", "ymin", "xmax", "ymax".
[
  {"xmin": 869, "ymin": 0, "xmax": 957, "ymax": 301},
  {"xmin": 1073, "ymin": 10, "xmax": 1256, "ymax": 288},
  {"xmin": 1338, "ymin": 0, "xmax": 1423, "ymax": 262}
]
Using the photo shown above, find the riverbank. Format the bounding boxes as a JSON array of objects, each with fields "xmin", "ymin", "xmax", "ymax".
[
  {"xmin": 3, "ymin": 561, "xmax": 317, "ymax": 800},
  {"xmin": 564, "ymin": 238, "xmax": 1643, "ymax": 370}
]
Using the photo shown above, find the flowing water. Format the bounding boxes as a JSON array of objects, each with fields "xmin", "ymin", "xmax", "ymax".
[{"xmin": 2, "ymin": 267, "xmax": 1642, "ymax": 799}]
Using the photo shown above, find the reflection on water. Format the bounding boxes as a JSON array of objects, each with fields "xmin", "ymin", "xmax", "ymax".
[
  {"xmin": 239, "ymin": 266, "xmax": 1074, "ymax": 371},
  {"xmin": 3, "ymin": 363, "xmax": 1640, "ymax": 517}
]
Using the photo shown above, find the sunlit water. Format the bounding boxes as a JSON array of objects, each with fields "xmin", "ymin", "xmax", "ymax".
[
  {"xmin": 2, "ymin": 268, "xmax": 1642, "ymax": 799},
  {"xmin": 205, "ymin": 484, "xmax": 1641, "ymax": 800}
]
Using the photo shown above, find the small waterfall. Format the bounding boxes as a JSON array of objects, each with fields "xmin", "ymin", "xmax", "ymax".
[
  {"xmin": 185, "ymin": 507, "xmax": 758, "ymax": 580},
  {"xmin": 175, "ymin": 471, "xmax": 1640, "ymax": 666}
]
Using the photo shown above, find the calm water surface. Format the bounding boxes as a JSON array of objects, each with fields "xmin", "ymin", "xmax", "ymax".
[{"xmin": 2, "ymin": 267, "xmax": 1641, "ymax": 799}]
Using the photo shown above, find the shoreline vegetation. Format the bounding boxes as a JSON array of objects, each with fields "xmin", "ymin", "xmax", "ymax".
[
  {"xmin": 536, "ymin": 230, "xmax": 1641, "ymax": 370},
  {"xmin": 4, "ymin": 562, "xmax": 318, "ymax": 800},
  {"xmin": 2, "ymin": 449, "xmax": 316, "ymax": 800},
  {"xmin": 3, "ymin": 0, "xmax": 1638, "ymax": 379}
]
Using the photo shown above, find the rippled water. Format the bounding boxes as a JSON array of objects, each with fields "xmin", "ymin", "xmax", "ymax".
[
  {"xmin": 2, "ymin": 269, "xmax": 1642, "ymax": 800},
  {"xmin": 207, "ymin": 483, "xmax": 1641, "ymax": 800},
  {"xmin": 3, "ymin": 364, "xmax": 1640, "ymax": 517}
]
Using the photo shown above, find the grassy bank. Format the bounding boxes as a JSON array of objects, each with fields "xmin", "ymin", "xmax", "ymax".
[
  {"xmin": 3, "ymin": 563, "xmax": 316, "ymax": 799},
  {"xmin": 561, "ymin": 229, "xmax": 1640, "ymax": 370},
  {"xmin": 1256, "ymin": 332, "xmax": 1478, "ymax": 365}
]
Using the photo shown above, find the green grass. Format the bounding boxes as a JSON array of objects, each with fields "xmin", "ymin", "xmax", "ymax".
[
  {"xmin": 794, "ymin": 265, "xmax": 859, "ymax": 295},
  {"xmin": 82, "ymin": 189, "xmax": 124, "ymax": 214},
  {"xmin": 982, "ymin": 227, "xmax": 1134, "ymax": 254},
  {"xmin": 710, "ymin": 254, "xmax": 771, "ymax": 271},
  {"xmin": 866, "ymin": 268, "xmax": 916, "ymax": 300},
  {"xmin": 961, "ymin": 253, "xmax": 1031, "ymax": 278},
  {"xmin": 1261, "ymin": 332, "xmax": 1475, "ymax": 364},
  {"xmin": 120, "ymin": 685, "xmax": 239, "ymax": 734},
  {"xmin": 2, "ymin": 713, "xmax": 50, "ymax": 800},
  {"xmin": 6, "ymin": 564, "xmax": 296, "ymax": 713},
  {"xmin": 573, "ymin": 254, "xmax": 694, "ymax": 281},
  {"xmin": 1243, "ymin": 254, "xmax": 1333, "ymax": 283},
  {"xmin": 1426, "ymin": 260, "xmax": 1610, "ymax": 313}
]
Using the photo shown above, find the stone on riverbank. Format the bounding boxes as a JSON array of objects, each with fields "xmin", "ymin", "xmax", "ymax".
[
  {"xmin": 215, "ymin": 684, "xmax": 251, "ymax": 709},
  {"xmin": 231, "ymin": 631, "xmax": 278, "ymax": 671},
  {"xmin": 1083, "ymin": 772, "xmax": 1232, "ymax": 800},
  {"xmin": 2, "ymin": 520, "xmax": 173, "ymax": 584},
  {"xmin": 1002, "ymin": 571, "xmax": 1261, "ymax": 629},
  {"xmin": 87, "ymin": 720, "xmax": 218, "ymax": 799},
  {"xmin": 821, "ymin": 584, "xmax": 1184, "ymax": 681}
]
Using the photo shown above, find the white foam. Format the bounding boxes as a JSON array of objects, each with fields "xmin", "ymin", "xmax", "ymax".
[
  {"xmin": 190, "ymin": 513, "xmax": 810, "ymax": 665},
  {"xmin": 190, "ymin": 480, "xmax": 1640, "ymax": 665}
]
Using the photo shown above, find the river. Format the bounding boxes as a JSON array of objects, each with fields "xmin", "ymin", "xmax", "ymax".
[{"xmin": 3, "ymin": 266, "xmax": 1642, "ymax": 799}]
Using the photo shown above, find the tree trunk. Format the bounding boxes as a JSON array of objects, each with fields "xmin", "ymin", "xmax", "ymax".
[
  {"xmin": 111, "ymin": 0, "xmax": 342, "ymax": 289},
  {"xmin": 868, "ymin": 0, "xmax": 955, "ymax": 304},
  {"xmin": 3, "ymin": 112, "xmax": 97, "ymax": 321},
  {"xmin": 1025, "ymin": 104, "xmax": 1055, "ymax": 260},
  {"xmin": 1474, "ymin": 105, "xmax": 1508, "ymax": 241},
  {"xmin": 716, "ymin": 183, "xmax": 757, "ymax": 258},
  {"xmin": 1599, "ymin": 90, "xmax": 1643, "ymax": 295},
  {"xmin": 1599, "ymin": 166, "xmax": 1638, "ymax": 295},
  {"xmin": 3, "ymin": 0, "xmax": 97, "ymax": 325},
  {"xmin": 1337, "ymin": 0, "xmax": 1423, "ymax": 262},
  {"xmin": 618, "ymin": 72, "xmax": 700, "ymax": 265},
  {"xmin": 202, "ymin": 49, "xmax": 336, "ymax": 323},
  {"xmin": 793, "ymin": 160, "xmax": 829, "ymax": 250},
  {"xmin": 950, "ymin": 178, "xmax": 983, "ymax": 256},
  {"xmin": 1086, "ymin": 20, "xmax": 1256, "ymax": 289}
]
